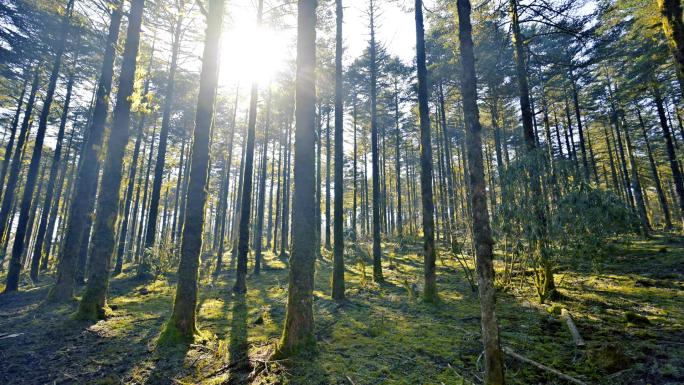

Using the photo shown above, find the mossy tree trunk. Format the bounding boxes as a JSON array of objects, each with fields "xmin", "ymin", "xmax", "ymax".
[
  {"xmin": 277, "ymin": 0, "xmax": 317, "ymax": 357},
  {"xmin": 73, "ymin": 0, "xmax": 145, "ymax": 320},
  {"xmin": 47, "ymin": 0, "xmax": 123, "ymax": 302},
  {"xmin": 161, "ymin": 0, "xmax": 224, "ymax": 342},
  {"xmin": 457, "ymin": 0, "xmax": 506, "ymax": 382},
  {"xmin": 332, "ymin": 0, "xmax": 345, "ymax": 300},
  {"xmin": 659, "ymin": 0, "xmax": 684, "ymax": 98},
  {"xmin": 415, "ymin": 0, "xmax": 437, "ymax": 302}
]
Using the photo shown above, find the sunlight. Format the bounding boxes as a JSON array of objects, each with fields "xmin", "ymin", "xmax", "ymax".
[{"xmin": 219, "ymin": 19, "xmax": 288, "ymax": 86}]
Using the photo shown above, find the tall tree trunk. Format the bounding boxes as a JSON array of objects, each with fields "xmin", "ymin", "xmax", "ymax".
[
  {"xmin": 456, "ymin": 2, "xmax": 506, "ymax": 380},
  {"xmin": 636, "ymin": 105, "xmax": 672, "ymax": 229},
  {"xmin": 271, "ymin": 135, "xmax": 282, "ymax": 254},
  {"xmin": 659, "ymin": 0, "xmax": 684, "ymax": 97},
  {"xmin": 171, "ymin": 136, "xmax": 186, "ymax": 242},
  {"xmin": 623, "ymin": 121, "xmax": 651, "ymax": 235},
  {"xmin": 316, "ymin": 104, "xmax": 322, "ymax": 256},
  {"xmin": 73, "ymin": 0, "xmax": 146, "ymax": 320},
  {"xmin": 277, "ymin": 0, "xmax": 317, "ymax": 355},
  {"xmin": 231, "ymin": 121, "xmax": 247, "ymax": 255},
  {"xmin": 47, "ymin": 0, "xmax": 123, "ymax": 302},
  {"xmin": 144, "ymin": 13, "xmax": 183, "ymax": 255},
  {"xmin": 332, "ymin": 0, "xmax": 345, "ymax": 300},
  {"xmin": 266, "ymin": 135, "xmax": 277, "ymax": 249},
  {"xmin": 352, "ymin": 101, "xmax": 358, "ymax": 240},
  {"xmin": 30, "ymin": 58, "xmax": 76, "ymax": 282},
  {"xmin": 161, "ymin": 0, "xmax": 224, "ymax": 342},
  {"xmin": 415, "ymin": 0, "xmax": 437, "ymax": 302},
  {"xmin": 569, "ymin": 71, "xmax": 590, "ymax": 181},
  {"xmin": 279, "ymin": 118, "xmax": 293, "ymax": 258},
  {"xmin": 40, "ymin": 127, "xmax": 75, "ymax": 271},
  {"xmin": 0, "ymin": 76, "xmax": 28, "ymax": 199},
  {"xmin": 234, "ymin": 0, "xmax": 265, "ymax": 293},
  {"xmin": 509, "ymin": 0, "xmax": 535, "ymax": 150},
  {"xmin": 370, "ymin": 0, "xmax": 383, "ymax": 281},
  {"xmin": 439, "ymin": 84, "xmax": 456, "ymax": 249},
  {"xmin": 653, "ymin": 82, "xmax": 684, "ymax": 231},
  {"xmin": 5, "ymin": 0, "xmax": 77, "ymax": 289},
  {"xmin": 0, "ymin": 64, "xmax": 41, "ymax": 269},
  {"xmin": 254, "ymin": 86, "xmax": 272, "ymax": 275},
  {"xmin": 23, "ymin": 161, "xmax": 48, "ymax": 267},
  {"xmin": 325, "ymin": 112, "xmax": 332, "ymax": 250}
]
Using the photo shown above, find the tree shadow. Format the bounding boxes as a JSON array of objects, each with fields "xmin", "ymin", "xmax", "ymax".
[{"xmin": 226, "ymin": 291, "xmax": 252, "ymax": 383}]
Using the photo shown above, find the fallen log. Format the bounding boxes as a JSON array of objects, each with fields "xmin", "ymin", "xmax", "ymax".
[
  {"xmin": 503, "ymin": 347, "xmax": 589, "ymax": 385},
  {"xmin": 562, "ymin": 309, "xmax": 586, "ymax": 348}
]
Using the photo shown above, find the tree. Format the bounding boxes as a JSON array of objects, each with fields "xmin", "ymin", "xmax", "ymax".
[
  {"xmin": 276, "ymin": 0, "xmax": 317, "ymax": 356},
  {"xmin": 331, "ymin": 0, "xmax": 345, "ymax": 300},
  {"xmin": 47, "ymin": 0, "xmax": 124, "ymax": 302},
  {"xmin": 456, "ymin": 0, "xmax": 505, "ymax": 381},
  {"xmin": 415, "ymin": 0, "xmax": 437, "ymax": 302},
  {"xmin": 73, "ymin": 0, "xmax": 147, "ymax": 320},
  {"xmin": 160, "ymin": 0, "xmax": 225, "ymax": 342}
]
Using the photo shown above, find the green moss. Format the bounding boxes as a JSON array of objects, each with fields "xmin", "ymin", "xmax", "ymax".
[
  {"xmin": 547, "ymin": 305, "xmax": 562, "ymax": 315},
  {"xmin": 624, "ymin": 311, "xmax": 651, "ymax": 325}
]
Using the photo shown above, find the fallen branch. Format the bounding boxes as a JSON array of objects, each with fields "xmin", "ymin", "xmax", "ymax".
[
  {"xmin": 346, "ymin": 375, "xmax": 356, "ymax": 385},
  {"xmin": 503, "ymin": 347, "xmax": 588, "ymax": 385},
  {"xmin": 561, "ymin": 309, "xmax": 585, "ymax": 348}
]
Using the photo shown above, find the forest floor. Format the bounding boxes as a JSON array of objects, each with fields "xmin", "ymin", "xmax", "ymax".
[{"xmin": 0, "ymin": 234, "xmax": 683, "ymax": 385}]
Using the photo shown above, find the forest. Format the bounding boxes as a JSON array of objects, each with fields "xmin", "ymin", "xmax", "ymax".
[{"xmin": 0, "ymin": 0, "xmax": 683, "ymax": 383}]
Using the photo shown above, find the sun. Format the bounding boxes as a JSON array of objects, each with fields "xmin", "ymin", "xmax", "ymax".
[{"xmin": 219, "ymin": 19, "xmax": 288, "ymax": 87}]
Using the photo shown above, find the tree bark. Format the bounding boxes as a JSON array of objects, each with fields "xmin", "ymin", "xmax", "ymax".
[
  {"xmin": 277, "ymin": 0, "xmax": 317, "ymax": 355},
  {"xmin": 370, "ymin": 0, "xmax": 383, "ymax": 281},
  {"xmin": 47, "ymin": 0, "xmax": 123, "ymax": 302},
  {"xmin": 0, "ymin": 76, "xmax": 28, "ymax": 199},
  {"xmin": 73, "ymin": 0, "xmax": 146, "ymax": 320},
  {"xmin": 161, "ymin": 0, "xmax": 224, "ymax": 342},
  {"xmin": 254, "ymin": 85, "xmax": 272, "ymax": 275},
  {"xmin": 332, "ymin": 0, "xmax": 345, "ymax": 300},
  {"xmin": 456, "ymin": 0, "xmax": 506, "ymax": 381},
  {"xmin": 415, "ymin": 0, "xmax": 437, "ymax": 302}
]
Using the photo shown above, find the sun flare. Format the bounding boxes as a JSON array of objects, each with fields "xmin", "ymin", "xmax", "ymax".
[{"xmin": 219, "ymin": 20, "xmax": 288, "ymax": 87}]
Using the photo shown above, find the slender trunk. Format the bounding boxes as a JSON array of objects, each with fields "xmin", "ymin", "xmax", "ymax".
[
  {"xmin": 234, "ymin": 0, "xmax": 265, "ymax": 293},
  {"xmin": 570, "ymin": 71, "xmax": 590, "ymax": 181},
  {"xmin": 231, "ymin": 119, "xmax": 247, "ymax": 255},
  {"xmin": 171, "ymin": 137, "xmax": 186, "ymax": 242},
  {"xmin": 278, "ymin": 0, "xmax": 318, "ymax": 354},
  {"xmin": 325, "ymin": 112, "xmax": 332, "ymax": 249},
  {"xmin": 653, "ymin": 82, "xmax": 684, "ymax": 230},
  {"xmin": 659, "ymin": 0, "xmax": 684, "ymax": 98},
  {"xmin": 279, "ymin": 118, "xmax": 293, "ymax": 257},
  {"xmin": 30, "ymin": 60, "xmax": 76, "ymax": 282},
  {"xmin": 47, "ymin": 0, "xmax": 123, "ymax": 302},
  {"xmin": 636, "ymin": 105, "xmax": 672, "ymax": 229},
  {"xmin": 457, "ymin": 1, "xmax": 506, "ymax": 373},
  {"xmin": 332, "ymin": 0, "xmax": 345, "ymax": 300},
  {"xmin": 624, "ymin": 122, "xmax": 651, "ymax": 234},
  {"xmin": 162, "ymin": 0, "xmax": 224, "ymax": 341},
  {"xmin": 415, "ymin": 0, "xmax": 436, "ymax": 301},
  {"xmin": 271, "ymin": 135, "xmax": 282, "ymax": 254},
  {"xmin": 254, "ymin": 85, "xmax": 272, "ymax": 275},
  {"xmin": 370, "ymin": 0, "xmax": 382, "ymax": 281},
  {"xmin": 266, "ymin": 132, "xmax": 277, "ymax": 249},
  {"xmin": 74, "ymin": 0, "xmax": 146, "ymax": 320},
  {"xmin": 0, "ymin": 64, "xmax": 41, "ymax": 269},
  {"xmin": 0, "ymin": 76, "xmax": 28, "ymax": 198},
  {"xmin": 352, "ymin": 102, "xmax": 358, "ymax": 240},
  {"xmin": 510, "ymin": 0, "xmax": 535, "ymax": 150},
  {"xmin": 136, "ymin": 125, "xmax": 157, "ymax": 261}
]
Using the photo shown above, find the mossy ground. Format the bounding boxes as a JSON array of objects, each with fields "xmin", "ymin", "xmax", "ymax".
[{"xmin": 0, "ymin": 234, "xmax": 682, "ymax": 384}]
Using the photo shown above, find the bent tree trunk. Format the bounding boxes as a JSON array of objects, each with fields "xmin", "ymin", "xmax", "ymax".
[
  {"xmin": 47, "ymin": 0, "xmax": 123, "ymax": 302},
  {"xmin": 277, "ymin": 0, "xmax": 317, "ymax": 357},
  {"xmin": 415, "ymin": 0, "xmax": 437, "ymax": 302},
  {"xmin": 160, "ymin": 0, "xmax": 224, "ymax": 342},
  {"xmin": 456, "ymin": 0, "xmax": 505, "ymax": 381},
  {"xmin": 74, "ymin": 0, "xmax": 146, "ymax": 320}
]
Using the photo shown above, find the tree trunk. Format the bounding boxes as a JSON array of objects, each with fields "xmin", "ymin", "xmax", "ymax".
[
  {"xmin": 277, "ymin": 0, "xmax": 317, "ymax": 355},
  {"xmin": 47, "ymin": 0, "xmax": 123, "ymax": 302},
  {"xmin": 456, "ymin": 2, "xmax": 506, "ymax": 380},
  {"xmin": 623, "ymin": 121, "xmax": 651, "ymax": 235},
  {"xmin": 0, "ymin": 76, "xmax": 28, "ymax": 199},
  {"xmin": 653, "ymin": 82, "xmax": 684, "ymax": 231},
  {"xmin": 370, "ymin": 0, "xmax": 382, "ymax": 281},
  {"xmin": 659, "ymin": 0, "xmax": 684, "ymax": 98},
  {"xmin": 0, "ymin": 64, "xmax": 41, "ymax": 270},
  {"xmin": 171, "ymin": 136, "xmax": 186, "ymax": 242},
  {"xmin": 332, "ymin": 0, "xmax": 345, "ymax": 300},
  {"xmin": 509, "ymin": 0, "xmax": 535, "ymax": 150},
  {"xmin": 254, "ymin": 86, "xmax": 272, "ymax": 275},
  {"xmin": 73, "ymin": 0, "xmax": 146, "ymax": 320},
  {"xmin": 636, "ymin": 105, "xmax": 672, "ymax": 229},
  {"xmin": 161, "ymin": 0, "xmax": 224, "ymax": 342},
  {"xmin": 325, "ymin": 112, "xmax": 332, "ymax": 250},
  {"xmin": 569, "ymin": 71, "xmax": 590, "ymax": 181},
  {"xmin": 279, "ymin": 117, "xmax": 293, "ymax": 258},
  {"xmin": 234, "ymin": 0, "xmax": 265, "ymax": 293},
  {"xmin": 415, "ymin": 0, "xmax": 437, "ymax": 302}
]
